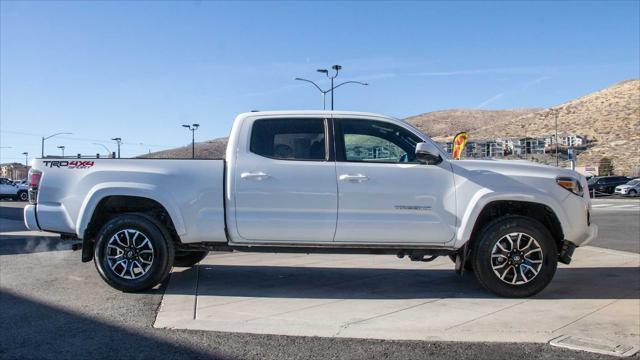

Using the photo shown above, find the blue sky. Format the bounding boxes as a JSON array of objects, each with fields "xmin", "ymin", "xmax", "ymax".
[{"xmin": 1, "ymin": 1, "xmax": 639, "ymax": 162}]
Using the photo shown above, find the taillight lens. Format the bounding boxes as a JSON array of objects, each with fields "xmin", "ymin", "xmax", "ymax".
[{"xmin": 29, "ymin": 169, "xmax": 42, "ymax": 189}]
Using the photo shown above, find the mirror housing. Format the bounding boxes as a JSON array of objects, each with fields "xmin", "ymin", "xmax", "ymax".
[{"xmin": 415, "ymin": 142, "xmax": 443, "ymax": 165}]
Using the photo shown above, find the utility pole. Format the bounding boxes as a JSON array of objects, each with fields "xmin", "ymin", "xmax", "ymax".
[
  {"xmin": 57, "ymin": 145, "xmax": 65, "ymax": 157},
  {"xmin": 521, "ymin": 124, "xmax": 527, "ymax": 160},
  {"xmin": 41, "ymin": 132, "xmax": 72, "ymax": 157},
  {"xmin": 295, "ymin": 65, "xmax": 368, "ymax": 110},
  {"xmin": 22, "ymin": 152, "xmax": 28, "ymax": 166},
  {"xmin": 181, "ymin": 124, "xmax": 200, "ymax": 159},
  {"xmin": 111, "ymin": 138, "xmax": 122, "ymax": 158},
  {"xmin": 553, "ymin": 109, "xmax": 559, "ymax": 167}
]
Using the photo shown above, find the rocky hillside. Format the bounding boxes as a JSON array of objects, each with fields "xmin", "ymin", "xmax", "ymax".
[
  {"xmin": 413, "ymin": 79, "xmax": 639, "ymax": 175},
  {"xmin": 139, "ymin": 138, "xmax": 228, "ymax": 159},
  {"xmin": 406, "ymin": 109, "xmax": 540, "ymax": 139},
  {"xmin": 141, "ymin": 79, "xmax": 640, "ymax": 175}
]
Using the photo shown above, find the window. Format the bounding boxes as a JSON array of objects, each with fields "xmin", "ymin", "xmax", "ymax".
[
  {"xmin": 338, "ymin": 119, "xmax": 422, "ymax": 163},
  {"xmin": 250, "ymin": 118, "xmax": 326, "ymax": 160}
]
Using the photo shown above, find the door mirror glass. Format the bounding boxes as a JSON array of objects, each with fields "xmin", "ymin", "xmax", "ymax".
[{"xmin": 415, "ymin": 142, "xmax": 442, "ymax": 165}]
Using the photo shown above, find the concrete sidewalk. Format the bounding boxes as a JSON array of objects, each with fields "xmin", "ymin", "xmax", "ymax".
[{"xmin": 155, "ymin": 246, "xmax": 639, "ymax": 348}]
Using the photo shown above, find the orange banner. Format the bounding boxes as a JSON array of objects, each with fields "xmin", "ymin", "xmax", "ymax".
[{"xmin": 452, "ymin": 132, "xmax": 468, "ymax": 160}]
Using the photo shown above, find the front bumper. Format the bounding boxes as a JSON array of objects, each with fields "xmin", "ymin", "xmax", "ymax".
[
  {"xmin": 576, "ymin": 223, "xmax": 598, "ymax": 247},
  {"xmin": 23, "ymin": 204, "xmax": 40, "ymax": 231}
]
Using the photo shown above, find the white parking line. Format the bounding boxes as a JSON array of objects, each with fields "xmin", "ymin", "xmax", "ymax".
[{"xmin": 590, "ymin": 203, "xmax": 640, "ymax": 211}]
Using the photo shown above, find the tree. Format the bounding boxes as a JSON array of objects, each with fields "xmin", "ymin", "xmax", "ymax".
[{"xmin": 599, "ymin": 157, "xmax": 614, "ymax": 176}]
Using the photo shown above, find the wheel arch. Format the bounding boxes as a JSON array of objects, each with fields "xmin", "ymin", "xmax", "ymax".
[
  {"xmin": 77, "ymin": 185, "xmax": 185, "ymax": 242},
  {"xmin": 464, "ymin": 200, "xmax": 565, "ymax": 254}
]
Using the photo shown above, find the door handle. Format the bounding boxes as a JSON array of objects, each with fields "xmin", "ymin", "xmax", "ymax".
[
  {"xmin": 339, "ymin": 174, "xmax": 369, "ymax": 182},
  {"xmin": 241, "ymin": 171, "xmax": 270, "ymax": 181}
]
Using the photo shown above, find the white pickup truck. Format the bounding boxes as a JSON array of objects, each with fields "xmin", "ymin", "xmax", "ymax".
[{"xmin": 24, "ymin": 111, "xmax": 597, "ymax": 297}]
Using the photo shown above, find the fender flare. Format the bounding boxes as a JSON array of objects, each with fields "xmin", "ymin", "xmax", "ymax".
[
  {"xmin": 453, "ymin": 190, "xmax": 570, "ymax": 248},
  {"xmin": 75, "ymin": 182, "xmax": 186, "ymax": 239}
]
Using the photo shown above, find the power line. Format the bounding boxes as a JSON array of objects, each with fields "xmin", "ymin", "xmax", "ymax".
[{"xmin": 1, "ymin": 129, "xmax": 173, "ymax": 148}]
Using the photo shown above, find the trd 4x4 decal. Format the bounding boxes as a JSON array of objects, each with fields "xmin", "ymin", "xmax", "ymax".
[{"xmin": 42, "ymin": 160, "xmax": 95, "ymax": 169}]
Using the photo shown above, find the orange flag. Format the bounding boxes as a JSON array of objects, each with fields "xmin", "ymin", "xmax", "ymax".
[{"xmin": 452, "ymin": 132, "xmax": 468, "ymax": 160}]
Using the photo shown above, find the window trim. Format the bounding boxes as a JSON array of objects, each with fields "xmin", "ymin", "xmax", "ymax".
[
  {"xmin": 333, "ymin": 118, "xmax": 423, "ymax": 164},
  {"xmin": 248, "ymin": 117, "xmax": 333, "ymax": 162}
]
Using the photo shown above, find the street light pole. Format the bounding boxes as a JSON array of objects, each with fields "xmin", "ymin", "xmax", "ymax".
[
  {"xmin": 22, "ymin": 152, "xmax": 28, "ymax": 166},
  {"xmin": 111, "ymin": 138, "xmax": 122, "ymax": 158},
  {"xmin": 41, "ymin": 132, "xmax": 72, "ymax": 157},
  {"xmin": 57, "ymin": 145, "xmax": 65, "ymax": 157},
  {"xmin": 295, "ymin": 65, "xmax": 368, "ymax": 110},
  {"xmin": 181, "ymin": 124, "xmax": 200, "ymax": 159}
]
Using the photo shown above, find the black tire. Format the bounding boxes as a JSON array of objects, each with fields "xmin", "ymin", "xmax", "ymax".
[
  {"xmin": 628, "ymin": 189, "xmax": 637, "ymax": 196},
  {"xmin": 94, "ymin": 213, "xmax": 174, "ymax": 292},
  {"xmin": 174, "ymin": 250, "xmax": 209, "ymax": 267},
  {"xmin": 471, "ymin": 215, "xmax": 558, "ymax": 298},
  {"xmin": 17, "ymin": 191, "xmax": 28, "ymax": 202}
]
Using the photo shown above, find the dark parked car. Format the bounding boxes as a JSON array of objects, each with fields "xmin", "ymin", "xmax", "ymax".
[{"xmin": 587, "ymin": 176, "xmax": 632, "ymax": 196}]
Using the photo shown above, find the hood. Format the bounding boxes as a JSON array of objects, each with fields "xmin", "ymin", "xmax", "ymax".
[
  {"xmin": 452, "ymin": 159, "xmax": 581, "ymax": 180},
  {"xmin": 616, "ymin": 184, "xmax": 631, "ymax": 189}
]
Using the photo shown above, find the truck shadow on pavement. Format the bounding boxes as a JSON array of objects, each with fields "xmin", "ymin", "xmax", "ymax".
[
  {"xmin": 0, "ymin": 289, "xmax": 220, "ymax": 359},
  {"xmin": 0, "ymin": 204, "xmax": 24, "ymax": 221},
  {"xmin": 0, "ymin": 235, "xmax": 72, "ymax": 255},
  {"xmin": 167, "ymin": 264, "xmax": 640, "ymax": 300}
]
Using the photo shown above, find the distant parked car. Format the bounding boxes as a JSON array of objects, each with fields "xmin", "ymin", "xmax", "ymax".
[
  {"xmin": 587, "ymin": 176, "xmax": 633, "ymax": 196},
  {"xmin": 12, "ymin": 179, "xmax": 29, "ymax": 190},
  {"xmin": 0, "ymin": 177, "xmax": 28, "ymax": 201},
  {"xmin": 615, "ymin": 178, "xmax": 640, "ymax": 197}
]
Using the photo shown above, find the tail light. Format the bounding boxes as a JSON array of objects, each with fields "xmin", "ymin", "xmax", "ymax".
[
  {"xmin": 28, "ymin": 169, "xmax": 42, "ymax": 204},
  {"xmin": 29, "ymin": 169, "xmax": 42, "ymax": 189}
]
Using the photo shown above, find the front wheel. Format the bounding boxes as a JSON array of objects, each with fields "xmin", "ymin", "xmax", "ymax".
[
  {"xmin": 628, "ymin": 189, "xmax": 637, "ymax": 196},
  {"xmin": 471, "ymin": 216, "xmax": 557, "ymax": 298},
  {"xmin": 94, "ymin": 213, "xmax": 174, "ymax": 292}
]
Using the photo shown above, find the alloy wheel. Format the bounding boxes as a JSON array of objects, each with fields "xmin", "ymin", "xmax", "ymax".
[
  {"xmin": 491, "ymin": 232, "xmax": 543, "ymax": 285},
  {"xmin": 106, "ymin": 229, "xmax": 154, "ymax": 279}
]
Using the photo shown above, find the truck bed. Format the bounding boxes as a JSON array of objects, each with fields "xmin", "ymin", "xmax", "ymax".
[{"xmin": 27, "ymin": 158, "xmax": 226, "ymax": 244}]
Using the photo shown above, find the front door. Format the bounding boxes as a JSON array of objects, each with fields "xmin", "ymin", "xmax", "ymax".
[
  {"xmin": 333, "ymin": 118, "xmax": 456, "ymax": 244},
  {"xmin": 233, "ymin": 117, "xmax": 338, "ymax": 243}
]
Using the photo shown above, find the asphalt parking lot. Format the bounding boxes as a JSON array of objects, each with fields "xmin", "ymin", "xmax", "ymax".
[{"xmin": 1, "ymin": 200, "xmax": 638, "ymax": 359}]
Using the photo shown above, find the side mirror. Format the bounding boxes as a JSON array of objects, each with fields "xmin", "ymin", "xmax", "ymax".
[{"xmin": 415, "ymin": 142, "xmax": 443, "ymax": 165}]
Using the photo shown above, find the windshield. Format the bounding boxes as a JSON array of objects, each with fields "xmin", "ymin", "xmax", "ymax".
[{"xmin": 626, "ymin": 179, "xmax": 640, "ymax": 186}]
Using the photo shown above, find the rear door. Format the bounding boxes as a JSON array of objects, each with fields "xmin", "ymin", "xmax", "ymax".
[{"xmin": 233, "ymin": 117, "xmax": 338, "ymax": 243}]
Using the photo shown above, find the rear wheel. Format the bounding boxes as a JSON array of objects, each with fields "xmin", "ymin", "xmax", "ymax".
[
  {"xmin": 174, "ymin": 250, "xmax": 209, "ymax": 267},
  {"xmin": 17, "ymin": 191, "xmax": 28, "ymax": 202},
  {"xmin": 94, "ymin": 213, "xmax": 174, "ymax": 292},
  {"xmin": 628, "ymin": 189, "xmax": 637, "ymax": 196},
  {"xmin": 471, "ymin": 216, "xmax": 557, "ymax": 298}
]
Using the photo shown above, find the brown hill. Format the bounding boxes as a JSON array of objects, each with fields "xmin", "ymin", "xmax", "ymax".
[
  {"xmin": 141, "ymin": 79, "xmax": 640, "ymax": 175},
  {"xmin": 422, "ymin": 79, "xmax": 639, "ymax": 175},
  {"xmin": 140, "ymin": 138, "xmax": 228, "ymax": 159},
  {"xmin": 406, "ymin": 108, "xmax": 540, "ymax": 138}
]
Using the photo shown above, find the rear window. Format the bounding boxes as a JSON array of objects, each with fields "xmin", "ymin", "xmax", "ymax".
[{"xmin": 250, "ymin": 118, "xmax": 326, "ymax": 161}]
